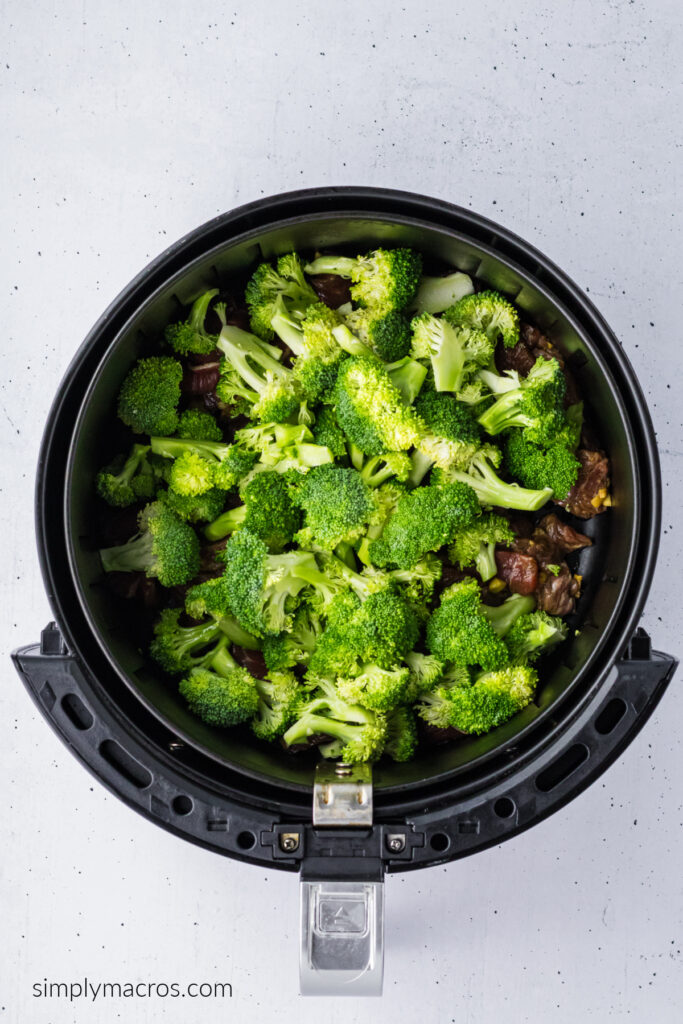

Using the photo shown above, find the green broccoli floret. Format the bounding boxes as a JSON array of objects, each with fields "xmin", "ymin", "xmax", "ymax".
[
  {"xmin": 203, "ymin": 470, "xmax": 299, "ymax": 549},
  {"xmin": 403, "ymin": 651, "xmax": 445, "ymax": 702},
  {"xmin": 386, "ymin": 553, "xmax": 443, "ymax": 607},
  {"xmin": 150, "ymin": 436, "xmax": 257, "ymax": 491},
  {"xmin": 99, "ymin": 501, "xmax": 200, "ymax": 587},
  {"xmin": 385, "ymin": 356, "xmax": 428, "ymax": 404},
  {"xmin": 481, "ymin": 593, "xmax": 536, "ymax": 636},
  {"xmin": 504, "ymin": 611, "xmax": 568, "ymax": 664},
  {"xmin": 117, "ymin": 356, "xmax": 183, "ymax": 436},
  {"xmin": 420, "ymin": 665, "xmax": 537, "ymax": 735},
  {"xmin": 477, "ymin": 357, "xmax": 566, "ymax": 445},
  {"xmin": 311, "ymin": 407, "xmax": 347, "ymax": 458},
  {"xmin": 245, "ymin": 254, "xmax": 318, "ymax": 341},
  {"xmin": 179, "ymin": 645, "xmax": 259, "ymax": 727},
  {"xmin": 158, "ymin": 486, "xmax": 226, "ymax": 524},
  {"xmin": 434, "ymin": 445, "xmax": 553, "ymax": 511},
  {"xmin": 232, "ymin": 422, "xmax": 334, "ymax": 478},
  {"xmin": 448, "ymin": 513, "xmax": 515, "ymax": 582},
  {"xmin": 416, "ymin": 665, "xmax": 472, "ymax": 729},
  {"xmin": 150, "ymin": 608, "xmax": 226, "ymax": 674},
  {"xmin": 337, "ymin": 664, "xmax": 410, "ymax": 712},
  {"xmin": 164, "ymin": 289, "xmax": 220, "ymax": 356},
  {"xmin": 425, "ymin": 579, "xmax": 510, "ymax": 671},
  {"xmin": 96, "ymin": 444, "xmax": 153, "ymax": 507},
  {"xmin": 268, "ymin": 300, "xmax": 347, "ymax": 402},
  {"xmin": 251, "ymin": 670, "xmax": 300, "ymax": 741},
  {"xmin": 305, "ymin": 248, "xmax": 422, "ymax": 312},
  {"xmin": 183, "ymin": 578, "xmax": 260, "ymax": 649},
  {"xmin": 410, "ymin": 312, "xmax": 493, "ymax": 393},
  {"xmin": 368, "ymin": 481, "xmax": 480, "ymax": 569},
  {"xmin": 384, "ymin": 706, "xmax": 419, "ymax": 762},
  {"xmin": 443, "ymin": 290, "xmax": 520, "ymax": 349},
  {"xmin": 291, "ymin": 464, "xmax": 376, "ymax": 550},
  {"xmin": 283, "ymin": 679, "xmax": 387, "ymax": 763},
  {"xmin": 216, "ymin": 324, "xmax": 303, "ymax": 423},
  {"xmin": 412, "ymin": 271, "xmax": 474, "ymax": 314},
  {"xmin": 503, "ymin": 430, "xmax": 580, "ymax": 501},
  {"xmin": 176, "ymin": 409, "xmax": 223, "ymax": 442},
  {"xmin": 261, "ymin": 604, "xmax": 321, "ymax": 671},
  {"xmin": 334, "ymin": 356, "xmax": 424, "ymax": 455},
  {"xmin": 343, "ymin": 307, "xmax": 412, "ymax": 361},
  {"xmin": 169, "ymin": 450, "xmax": 215, "ymax": 496},
  {"xmin": 356, "ymin": 481, "xmax": 406, "ymax": 565},
  {"xmin": 409, "ymin": 387, "xmax": 483, "ymax": 484},
  {"xmin": 357, "ymin": 451, "xmax": 412, "ymax": 488},
  {"xmin": 222, "ymin": 529, "xmax": 341, "ymax": 637}
]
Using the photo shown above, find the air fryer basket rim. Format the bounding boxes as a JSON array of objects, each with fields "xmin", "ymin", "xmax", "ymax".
[{"xmin": 38, "ymin": 187, "xmax": 661, "ymax": 802}]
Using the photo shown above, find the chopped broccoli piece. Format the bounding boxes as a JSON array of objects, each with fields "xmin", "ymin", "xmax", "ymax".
[
  {"xmin": 444, "ymin": 290, "xmax": 520, "ymax": 349},
  {"xmin": 369, "ymin": 481, "xmax": 480, "ymax": 569},
  {"xmin": 410, "ymin": 386, "xmax": 483, "ymax": 483},
  {"xmin": 384, "ymin": 706, "xmax": 419, "ymax": 761},
  {"xmin": 251, "ymin": 670, "xmax": 300, "ymax": 741},
  {"xmin": 343, "ymin": 307, "xmax": 412, "ymax": 361},
  {"xmin": 176, "ymin": 409, "xmax": 223, "ymax": 442},
  {"xmin": 150, "ymin": 608, "xmax": 225, "ymax": 674},
  {"xmin": 99, "ymin": 501, "xmax": 200, "ymax": 587},
  {"xmin": 403, "ymin": 651, "xmax": 445, "ymax": 702},
  {"xmin": 283, "ymin": 679, "xmax": 387, "ymax": 763},
  {"xmin": 337, "ymin": 664, "xmax": 410, "ymax": 712},
  {"xmin": 426, "ymin": 578, "xmax": 510, "ymax": 671},
  {"xmin": 334, "ymin": 356, "xmax": 424, "ymax": 455},
  {"xmin": 503, "ymin": 430, "xmax": 580, "ymax": 501},
  {"xmin": 96, "ymin": 444, "xmax": 152, "ymax": 507},
  {"xmin": 505, "ymin": 611, "xmax": 568, "ymax": 664},
  {"xmin": 179, "ymin": 645, "xmax": 259, "ymax": 727},
  {"xmin": 481, "ymin": 593, "xmax": 536, "ymax": 636},
  {"xmin": 448, "ymin": 513, "xmax": 515, "ymax": 582},
  {"xmin": 204, "ymin": 470, "xmax": 299, "ymax": 550},
  {"xmin": 292, "ymin": 463, "xmax": 376, "ymax": 550},
  {"xmin": 410, "ymin": 312, "xmax": 493, "ymax": 392},
  {"xmin": 477, "ymin": 357, "xmax": 566, "ymax": 446},
  {"xmin": 305, "ymin": 248, "xmax": 422, "ymax": 312},
  {"xmin": 150, "ymin": 436, "xmax": 257, "ymax": 491},
  {"xmin": 159, "ymin": 486, "xmax": 226, "ymax": 524},
  {"xmin": 217, "ymin": 324, "xmax": 303, "ymax": 422},
  {"xmin": 412, "ymin": 271, "xmax": 474, "ymax": 314},
  {"xmin": 421, "ymin": 665, "xmax": 538, "ymax": 734},
  {"xmin": 117, "ymin": 356, "xmax": 182, "ymax": 436},
  {"xmin": 434, "ymin": 445, "xmax": 553, "ymax": 511},
  {"xmin": 261, "ymin": 605, "xmax": 321, "ymax": 671},
  {"xmin": 169, "ymin": 450, "xmax": 215, "ymax": 497},
  {"xmin": 245, "ymin": 254, "xmax": 318, "ymax": 341},
  {"xmin": 311, "ymin": 407, "xmax": 347, "ymax": 458},
  {"xmin": 385, "ymin": 356, "xmax": 428, "ymax": 404},
  {"xmin": 358, "ymin": 451, "xmax": 412, "ymax": 489},
  {"xmin": 164, "ymin": 289, "xmax": 220, "ymax": 356}
]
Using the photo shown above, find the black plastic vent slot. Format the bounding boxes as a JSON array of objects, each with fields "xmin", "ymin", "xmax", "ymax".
[
  {"xmin": 536, "ymin": 743, "xmax": 589, "ymax": 793},
  {"xmin": 594, "ymin": 698, "xmax": 628, "ymax": 736},
  {"xmin": 61, "ymin": 693, "xmax": 94, "ymax": 731},
  {"xmin": 99, "ymin": 740, "xmax": 152, "ymax": 789}
]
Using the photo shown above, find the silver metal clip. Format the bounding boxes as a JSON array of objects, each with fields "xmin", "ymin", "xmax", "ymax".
[{"xmin": 312, "ymin": 761, "xmax": 373, "ymax": 827}]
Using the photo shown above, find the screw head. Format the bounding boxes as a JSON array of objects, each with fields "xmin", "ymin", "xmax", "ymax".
[
  {"xmin": 279, "ymin": 832, "xmax": 300, "ymax": 853},
  {"xmin": 386, "ymin": 833, "xmax": 406, "ymax": 854},
  {"xmin": 168, "ymin": 741, "xmax": 184, "ymax": 753}
]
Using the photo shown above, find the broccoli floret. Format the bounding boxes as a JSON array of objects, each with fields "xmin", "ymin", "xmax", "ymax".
[
  {"xmin": 269, "ymin": 301, "xmax": 347, "ymax": 402},
  {"xmin": 444, "ymin": 290, "xmax": 520, "ymax": 349},
  {"xmin": 416, "ymin": 666, "xmax": 472, "ymax": 729},
  {"xmin": 410, "ymin": 312, "xmax": 493, "ymax": 393},
  {"xmin": 261, "ymin": 605, "xmax": 321, "ymax": 671},
  {"xmin": 337, "ymin": 664, "xmax": 410, "ymax": 712},
  {"xmin": 222, "ymin": 529, "xmax": 340, "ymax": 637},
  {"xmin": 425, "ymin": 578, "xmax": 510, "ymax": 671},
  {"xmin": 343, "ymin": 307, "xmax": 412, "ymax": 361},
  {"xmin": 504, "ymin": 611, "xmax": 568, "ymax": 664},
  {"xmin": 434, "ymin": 445, "xmax": 553, "ymax": 511},
  {"xmin": 96, "ymin": 444, "xmax": 152, "ymax": 507},
  {"xmin": 384, "ymin": 707, "xmax": 419, "ymax": 762},
  {"xmin": 481, "ymin": 593, "xmax": 536, "ymax": 636},
  {"xmin": 149, "ymin": 608, "xmax": 225, "ymax": 674},
  {"xmin": 305, "ymin": 248, "xmax": 422, "ymax": 312},
  {"xmin": 164, "ymin": 289, "xmax": 220, "ymax": 356},
  {"xmin": 245, "ymin": 255, "xmax": 318, "ymax": 341},
  {"xmin": 503, "ymin": 430, "xmax": 580, "ymax": 501},
  {"xmin": 357, "ymin": 451, "xmax": 412, "ymax": 488},
  {"xmin": 311, "ymin": 407, "xmax": 347, "ymax": 458},
  {"xmin": 448, "ymin": 513, "xmax": 515, "ymax": 582},
  {"xmin": 334, "ymin": 356, "xmax": 424, "ymax": 455},
  {"xmin": 150, "ymin": 436, "xmax": 257, "ymax": 491},
  {"xmin": 369, "ymin": 481, "xmax": 480, "ymax": 569},
  {"xmin": 176, "ymin": 409, "xmax": 223, "ymax": 442},
  {"xmin": 251, "ymin": 670, "xmax": 300, "ymax": 741},
  {"xmin": 412, "ymin": 271, "xmax": 474, "ymax": 314},
  {"xmin": 356, "ymin": 481, "xmax": 406, "ymax": 565},
  {"xmin": 183, "ymin": 578, "xmax": 260, "ymax": 649},
  {"xmin": 386, "ymin": 553, "xmax": 443, "ymax": 607},
  {"xmin": 403, "ymin": 651, "xmax": 445, "ymax": 702},
  {"xmin": 99, "ymin": 501, "xmax": 200, "ymax": 587},
  {"xmin": 477, "ymin": 357, "xmax": 566, "ymax": 445},
  {"xmin": 159, "ymin": 486, "xmax": 226, "ymax": 524},
  {"xmin": 292, "ymin": 463, "xmax": 376, "ymax": 550},
  {"xmin": 217, "ymin": 324, "xmax": 303, "ymax": 422},
  {"xmin": 117, "ymin": 356, "xmax": 182, "ymax": 436},
  {"xmin": 422, "ymin": 665, "xmax": 538, "ymax": 735},
  {"xmin": 204, "ymin": 470, "xmax": 299, "ymax": 549},
  {"xmin": 179, "ymin": 645, "xmax": 259, "ymax": 727},
  {"xmin": 385, "ymin": 356, "xmax": 428, "ymax": 404},
  {"xmin": 169, "ymin": 450, "xmax": 215, "ymax": 496},
  {"xmin": 283, "ymin": 680, "xmax": 387, "ymax": 763},
  {"xmin": 410, "ymin": 387, "xmax": 483, "ymax": 484}
]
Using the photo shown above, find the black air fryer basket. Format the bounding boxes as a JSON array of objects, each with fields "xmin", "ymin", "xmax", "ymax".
[{"xmin": 13, "ymin": 188, "xmax": 677, "ymax": 995}]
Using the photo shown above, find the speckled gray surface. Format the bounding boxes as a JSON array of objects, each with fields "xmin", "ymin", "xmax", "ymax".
[{"xmin": 2, "ymin": 2, "xmax": 682, "ymax": 1021}]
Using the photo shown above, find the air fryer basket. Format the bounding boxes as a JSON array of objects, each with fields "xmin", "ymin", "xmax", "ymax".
[{"xmin": 13, "ymin": 188, "xmax": 676, "ymax": 994}]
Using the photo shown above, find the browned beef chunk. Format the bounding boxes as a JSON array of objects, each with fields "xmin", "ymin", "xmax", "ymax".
[
  {"xmin": 232, "ymin": 646, "xmax": 268, "ymax": 679},
  {"xmin": 187, "ymin": 348, "xmax": 221, "ymax": 367},
  {"xmin": 559, "ymin": 450, "xmax": 610, "ymax": 518},
  {"xmin": 538, "ymin": 513, "xmax": 592, "ymax": 554},
  {"xmin": 494, "ymin": 550, "xmax": 539, "ymax": 595},
  {"xmin": 512, "ymin": 532, "xmax": 558, "ymax": 567},
  {"xmin": 309, "ymin": 273, "xmax": 352, "ymax": 309},
  {"xmin": 521, "ymin": 323, "xmax": 566, "ymax": 368},
  {"xmin": 536, "ymin": 563, "xmax": 581, "ymax": 616},
  {"xmin": 181, "ymin": 361, "xmax": 221, "ymax": 395},
  {"xmin": 495, "ymin": 339, "xmax": 536, "ymax": 377}
]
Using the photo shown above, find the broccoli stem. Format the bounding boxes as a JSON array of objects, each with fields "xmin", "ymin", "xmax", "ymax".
[
  {"xmin": 210, "ymin": 644, "xmax": 241, "ymax": 676},
  {"xmin": 217, "ymin": 615, "xmax": 260, "ymax": 650},
  {"xmin": 304, "ymin": 256, "xmax": 357, "ymax": 278},
  {"xmin": 270, "ymin": 309, "xmax": 306, "ymax": 356},
  {"xmin": 477, "ymin": 391, "xmax": 534, "ymax": 435},
  {"xmin": 475, "ymin": 542, "xmax": 498, "ymax": 583},
  {"xmin": 447, "ymin": 458, "xmax": 553, "ymax": 511},
  {"xmin": 407, "ymin": 449, "xmax": 435, "ymax": 488},
  {"xmin": 218, "ymin": 325, "xmax": 290, "ymax": 394},
  {"xmin": 386, "ymin": 358, "xmax": 427, "ymax": 403},
  {"xmin": 204, "ymin": 505, "xmax": 247, "ymax": 542},
  {"xmin": 412, "ymin": 272, "xmax": 474, "ymax": 314},
  {"xmin": 100, "ymin": 531, "xmax": 154, "ymax": 574},
  {"xmin": 482, "ymin": 594, "xmax": 535, "ymax": 636},
  {"xmin": 335, "ymin": 540, "xmax": 358, "ymax": 570},
  {"xmin": 359, "ymin": 456, "xmax": 402, "ymax": 488},
  {"xmin": 348, "ymin": 443, "xmax": 365, "ymax": 471},
  {"xmin": 331, "ymin": 324, "xmax": 375, "ymax": 356}
]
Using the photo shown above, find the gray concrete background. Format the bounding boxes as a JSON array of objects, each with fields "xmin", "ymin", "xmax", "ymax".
[{"xmin": 2, "ymin": 1, "xmax": 682, "ymax": 1021}]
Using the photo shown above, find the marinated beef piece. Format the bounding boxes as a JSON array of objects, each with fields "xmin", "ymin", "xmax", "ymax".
[
  {"xmin": 232, "ymin": 645, "xmax": 268, "ymax": 679},
  {"xmin": 105, "ymin": 571, "xmax": 160, "ymax": 609},
  {"xmin": 309, "ymin": 273, "xmax": 352, "ymax": 309},
  {"xmin": 504, "ymin": 513, "xmax": 535, "ymax": 539},
  {"xmin": 557, "ymin": 449, "xmax": 610, "ymax": 518},
  {"xmin": 538, "ymin": 513, "xmax": 592, "ymax": 555},
  {"xmin": 495, "ymin": 339, "xmax": 536, "ymax": 377},
  {"xmin": 205, "ymin": 297, "xmax": 250, "ymax": 334},
  {"xmin": 512, "ymin": 532, "xmax": 558, "ymax": 567},
  {"xmin": 536, "ymin": 563, "xmax": 581, "ymax": 616},
  {"xmin": 181, "ymin": 361, "xmax": 221, "ymax": 395},
  {"xmin": 494, "ymin": 550, "xmax": 539, "ymax": 595},
  {"xmin": 521, "ymin": 322, "xmax": 566, "ymax": 368},
  {"xmin": 187, "ymin": 348, "xmax": 221, "ymax": 367}
]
